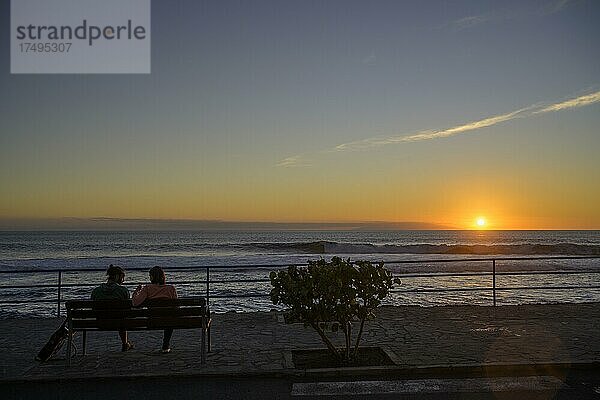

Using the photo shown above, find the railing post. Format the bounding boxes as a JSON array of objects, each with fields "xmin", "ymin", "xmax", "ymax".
[
  {"xmin": 57, "ymin": 270, "xmax": 62, "ymax": 318},
  {"xmin": 492, "ymin": 260, "xmax": 496, "ymax": 307},
  {"xmin": 206, "ymin": 267, "xmax": 210, "ymax": 306}
]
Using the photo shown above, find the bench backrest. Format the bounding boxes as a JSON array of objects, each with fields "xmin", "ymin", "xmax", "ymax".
[{"xmin": 66, "ymin": 297, "xmax": 208, "ymax": 330}]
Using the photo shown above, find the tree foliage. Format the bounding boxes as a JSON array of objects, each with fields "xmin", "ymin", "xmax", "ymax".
[{"xmin": 270, "ymin": 257, "xmax": 400, "ymax": 364}]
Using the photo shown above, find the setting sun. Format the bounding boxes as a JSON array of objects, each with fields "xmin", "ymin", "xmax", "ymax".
[{"xmin": 476, "ymin": 217, "xmax": 486, "ymax": 228}]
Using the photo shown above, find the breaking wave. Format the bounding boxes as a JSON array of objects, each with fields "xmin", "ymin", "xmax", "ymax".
[{"xmin": 252, "ymin": 241, "xmax": 600, "ymax": 256}]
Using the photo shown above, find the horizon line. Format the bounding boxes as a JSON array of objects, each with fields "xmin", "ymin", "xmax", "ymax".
[{"xmin": 0, "ymin": 217, "xmax": 598, "ymax": 231}]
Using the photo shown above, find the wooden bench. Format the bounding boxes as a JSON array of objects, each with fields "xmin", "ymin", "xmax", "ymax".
[{"xmin": 65, "ymin": 297, "xmax": 211, "ymax": 365}]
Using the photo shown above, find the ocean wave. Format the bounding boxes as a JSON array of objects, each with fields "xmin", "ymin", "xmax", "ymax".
[{"xmin": 251, "ymin": 241, "xmax": 600, "ymax": 255}]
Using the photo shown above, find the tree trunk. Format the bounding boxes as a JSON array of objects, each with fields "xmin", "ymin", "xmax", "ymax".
[
  {"xmin": 346, "ymin": 321, "xmax": 352, "ymax": 362},
  {"xmin": 353, "ymin": 317, "xmax": 366, "ymax": 357},
  {"xmin": 310, "ymin": 322, "xmax": 341, "ymax": 361}
]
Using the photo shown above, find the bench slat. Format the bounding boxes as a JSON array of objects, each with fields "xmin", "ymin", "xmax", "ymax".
[
  {"xmin": 147, "ymin": 317, "xmax": 207, "ymax": 329},
  {"xmin": 69, "ymin": 306, "xmax": 207, "ymax": 319},
  {"xmin": 70, "ymin": 309, "xmax": 147, "ymax": 319},
  {"xmin": 67, "ymin": 299, "xmax": 132, "ymax": 310},
  {"xmin": 72, "ymin": 316, "xmax": 207, "ymax": 330},
  {"xmin": 66, "ymin": 298, "xmax": 206, "ymax": 311},
  {"xmin": 72, "ymin": 318, "xmax": 153, "ymax": 330},
  {"xmin": 143, "ymin": 298, "xmax": 206, "ymax": 307}
]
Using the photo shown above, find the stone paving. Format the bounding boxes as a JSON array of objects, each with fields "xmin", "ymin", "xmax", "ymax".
[{"xmin": 1, "ymin": 303, "xmax": 599, "ymax": 382}]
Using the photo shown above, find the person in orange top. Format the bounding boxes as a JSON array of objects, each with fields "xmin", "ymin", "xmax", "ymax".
[{"xmin": 132, "ymin": 266, "xmax": 177, "ymax": 353}]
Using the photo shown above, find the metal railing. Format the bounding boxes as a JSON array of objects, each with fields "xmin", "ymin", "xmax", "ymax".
[{"xmin": 0, "ymin": 256, "xmax": 599, "ymax": 317}]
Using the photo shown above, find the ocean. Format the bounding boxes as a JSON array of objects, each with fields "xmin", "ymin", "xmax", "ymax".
[{"xmin": 1, "ymin": 230, "xmax": 599, "ymax": 317}]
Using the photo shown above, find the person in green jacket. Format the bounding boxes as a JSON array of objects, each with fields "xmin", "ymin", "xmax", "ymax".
[{"xmin": 91, "ymin": 264, "xmax": 133, "ymax": 351}]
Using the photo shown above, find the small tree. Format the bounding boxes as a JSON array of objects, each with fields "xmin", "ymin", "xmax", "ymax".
[{"xmin": 270, "ymin": 257, "xmax": 400, "ymax": 364}]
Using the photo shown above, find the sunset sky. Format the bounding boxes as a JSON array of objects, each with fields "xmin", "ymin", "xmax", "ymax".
[{"xmin": 1, "ymin": 0, "xmax": 599, "ymax": 230}]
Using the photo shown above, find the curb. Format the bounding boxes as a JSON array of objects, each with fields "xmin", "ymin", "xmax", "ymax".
[{"xmin": 2, "ymin": 360, "xmax": 599, "ymax": 385}]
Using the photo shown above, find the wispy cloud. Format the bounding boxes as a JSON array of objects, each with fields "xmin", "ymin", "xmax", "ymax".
[
  {"xmin": 435, "ymin": 14, "xmax": 490, "ymax": 31},
  {"xmin": 276, "ymin": 154, "xmax": 312, "ymax": 168},
  {"xmin": 441, "ymin": 1, "xmax": 582, "ymax": 32},
  {"xmin": 335, "ymin": 107, "xmax": 534, "ymax": 151},
  {"xmin": 361, "ymin": 53, "xmax": 377, "ymax": 66},
  {"xmin": 450, "ymin": 15, "xmax": 489, "ymax": 30},
  {"xmin": 535, "ymin": 91, "xmax": 600, "ymax": 113},
  {"xmin": 544, "ymin": 0, "xmax": 580, "ymax": 15},
  {"xmin": 276, "ymin": 89, "xmax": 600, "ymax": 166},
  {"xmin": 334, "ymin": 90, "xmax": 600, "ymax": 152}
]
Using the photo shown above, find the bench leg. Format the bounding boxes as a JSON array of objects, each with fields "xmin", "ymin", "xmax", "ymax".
[
  {"xmin": 67, "ymin": 331, "xmax": 72, "ymax": 366},
  {"xmin": 201, "ymin": 328, "xmax": 206, "ymax": 364},
  {"xmin": 82, "ymin": 331, "xmax": 87, "ymax": 356}
]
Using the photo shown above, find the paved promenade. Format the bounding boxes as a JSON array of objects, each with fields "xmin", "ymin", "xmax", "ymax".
[{"xmin": 2, "ymin": 303, "xmax": 599, "ymax": 398}]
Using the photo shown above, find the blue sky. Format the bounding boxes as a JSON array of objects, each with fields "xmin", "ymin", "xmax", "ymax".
[{"xmin": 1, "ymin": 0, "xmax": 599, "ymax": 229}]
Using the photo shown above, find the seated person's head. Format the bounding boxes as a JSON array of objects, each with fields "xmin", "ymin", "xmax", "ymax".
[
  {"xmin": 149, "ymin": 266, "xmax": 166, "ymax": 285},
  {"xmin": 106, "ymin": 264, "xmax": 125, "ymax": 284}
]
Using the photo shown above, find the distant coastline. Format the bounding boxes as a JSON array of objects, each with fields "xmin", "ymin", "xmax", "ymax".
[{"xmin": 0, "ymin": 217, "xmax": 453, "ymax": 231}]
